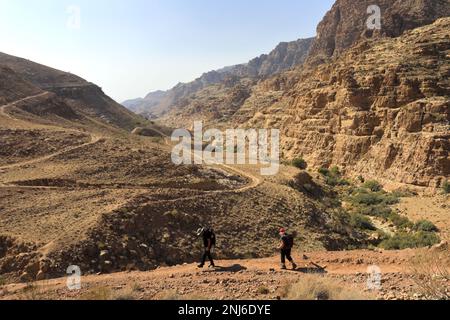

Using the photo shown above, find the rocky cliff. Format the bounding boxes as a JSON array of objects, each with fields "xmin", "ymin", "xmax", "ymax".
[
  {"xmin": 232, "ymin": 18, "xmax": 450, "ymax": 188},
  {"xmin": 307, "ymin": 0, "xmax": 450, "ymax": 64}
]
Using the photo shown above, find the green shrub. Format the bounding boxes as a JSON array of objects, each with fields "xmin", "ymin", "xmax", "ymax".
[
  {"xmin": 292, "ymin": 158, "xmax": 308, "ymax": 170},
  {"xmin": 388, "ymin": 212, "xmax": 413, "ymax": 230},
  {"xmin": 414, "ymin": 220, "xmax": 439, "ymax": 232},
  {"xmin": 381, "ymin": 193, "xmax": 401, "ymax": 205},
  {"xmin": 363, "ymin": 180, "xmax": 383, "ymax": 192},
  {"xmin": 349, "ymin": 214, "xmax": 376, "ymax": 231},
  {"xmin": 330, "ymin": 166, "xmax": 341, "ymax": 177},
  {"xmin": 356, "ymin": 204, "xmax": 392, "ymax": 217},
  {"xmin": 350, "ymin": 192, "xmax": 384, "ymax": 206},
  {"xmin": 318, "ymin": 166, "xmax": 349, "ymax": 186},
  {"xmin": 348, "ymin": 190, "xmax": 399, "ymax": 207},
  {"xmin": 380, "ymin": 232, "xmax": 440, "ymax": 250},
  {"xmin": 443, "ymin": 180, "xmax": 450, "ymax": 194},
  {"xmin": 325, "ymin": 175, "xmax": 339, "ymax": 187}
]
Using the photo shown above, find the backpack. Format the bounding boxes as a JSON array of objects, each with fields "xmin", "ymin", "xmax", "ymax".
[
  {"xmin": 203, "ymin": 228, "xmax": 216, "ymax": 247},
  {"xmin": 283, "ymin": 234, "xmax": 294, "ymax": 249}
]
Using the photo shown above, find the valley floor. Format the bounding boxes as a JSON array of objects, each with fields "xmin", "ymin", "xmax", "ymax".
[{"xmin": 1, "ymin": 247, "xmax": 448, "ymax": 300}]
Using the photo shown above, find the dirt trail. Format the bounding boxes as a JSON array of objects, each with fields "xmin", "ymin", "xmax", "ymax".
[
  {"xmin": 3, "ymin": 248, "xmax": 446, "ymax": 300},
  {"xmin": 0, "ymin": 92, "xmax": 50, "ymax": 121},
  {"xmin": 0, "ymin": 93, "xmax": 104, "ymax": 171},
  {"xmin": 0, "ymin": 95, "xmax": 262, "ymax": 197},
  {"xmin": 0, "ymin": 134, "xmax": 102, "ymax": 171}
]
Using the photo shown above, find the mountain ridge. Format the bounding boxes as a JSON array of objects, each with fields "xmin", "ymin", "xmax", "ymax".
[{"xmin": 122, "ymin": 37, "xmax": 314, "ymax": 117}]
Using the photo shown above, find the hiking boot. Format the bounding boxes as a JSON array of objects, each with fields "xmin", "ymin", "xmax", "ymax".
[
  {"xmin": 208, "ymin": 264, "xmax": 216, "ymax": 269},
  {"xmin": 197, "ymin": 264, "xmax": 204, "ymax": 269},
  {"xmin": 292, "ymin": 263, "xmax": 297, "ymax": 271},
  {"xmin": 281, "ymin": 264, "xmax": 287, "ymax": 270}
]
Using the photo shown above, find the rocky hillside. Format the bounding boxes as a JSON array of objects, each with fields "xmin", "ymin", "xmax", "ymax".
[
  {"xmin": 0, "ymin": 52, "xmax": 145, "ymax": 130},
  {"xmin": 122, "ymin": 38, "xmax": 314, "ymax": 118},
  {"xmin": 231, "ymin": 18, "xmax": 449, "ymax": 189},
  {"xmin": 307, "ymin": 0, "xmax": 450, "ymax": 64},
  {"xmin": 0, "ymin": 65, "xmax": 42, "ymax": 104},
  {"xmin": 153, "ymin": 1, "xmax": 450, "ymax": 189}
]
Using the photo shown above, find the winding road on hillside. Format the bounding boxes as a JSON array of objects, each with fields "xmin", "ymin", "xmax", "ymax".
[
  {"xmin": 0, "ymin": 94, "xmax": 262, "ymax": 193},
  {"xmin": 0, "ymin": 92, "xmax": 50, "ymax": 120}
]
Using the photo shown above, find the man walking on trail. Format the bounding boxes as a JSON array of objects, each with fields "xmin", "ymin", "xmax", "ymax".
[
  {"xmin": 197, "ymin": 227, "xmax": 216, "ymax": 268},
  {"xmin": 279, "ymin": 228, "xmax": 297, "ymax": 270}
]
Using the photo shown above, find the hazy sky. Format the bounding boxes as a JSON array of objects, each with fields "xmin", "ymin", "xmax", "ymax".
[{"xmin": 0, "ymin": 0, "xmax": 334, "ymax": 102}]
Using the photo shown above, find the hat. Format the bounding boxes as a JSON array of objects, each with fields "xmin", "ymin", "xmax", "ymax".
[{"xmin": 279, "ymin": 228, "xmax": 286, "ymax": 234}]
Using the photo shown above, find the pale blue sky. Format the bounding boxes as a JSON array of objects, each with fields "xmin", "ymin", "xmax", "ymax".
[{"xmin": 0, "ymin": 0, "xmax": 334, "ymax": 102}]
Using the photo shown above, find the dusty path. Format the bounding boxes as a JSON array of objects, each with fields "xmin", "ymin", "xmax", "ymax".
[
  {"xmin": 1, "ymin": 94, "xmax": 262, "ymax": 195},
  {"xmin": 2, "ymin": 248, "xmax": 446, "ymax": 300},
  {"xmin": 0, "ymin": 93, "xmax": 104, "ymax": 170},
  {"xmin": 0, "ymin": 134, "xmax": 102, "ymax": 171},
  {"xmin": 0, "ymin": 92, "xmax": 50, "ymax": 121}
]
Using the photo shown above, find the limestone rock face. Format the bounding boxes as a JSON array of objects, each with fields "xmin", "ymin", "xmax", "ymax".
[
  {"xmin": 231, "ymin": 18, "xmax": 450, "ymax": 188},
  {"xmin": 307, "ymin": 0, "xmax": 450, "ymax": 64}
]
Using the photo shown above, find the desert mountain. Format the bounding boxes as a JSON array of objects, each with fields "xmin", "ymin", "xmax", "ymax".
[
  {"xmin": 0, "ymin": 52, "xmax": 144, "ymax": 130},
  {"xmin": 307, "ymin": 0, "xmax": 450, "ymax": 64},
  {"xmin": 1, "ymin": 51, "xmax": 364, "ymax": 283},
  {"xmin": 154, "ymin": 2, "xmax": 450, "ymax": 190},
  {"xmin": 231, "ymin": 18, "xmax": 450, "ymax": 189},
  {"xmin": 160, "ymin": 18, "xmax": 450, "ymax": 189},
  {"xmin": 122, "ymin": 37, "xmax": 314, "ymax": 118}
]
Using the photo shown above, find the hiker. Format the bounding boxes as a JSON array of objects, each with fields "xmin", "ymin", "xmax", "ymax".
[
  {"xmin": 197, "ymin": 227, "xmax": 216, "ymax": 268},
  {"xmin": 279, "ymin": 228, "xmax": 297, "ymax": 270}
]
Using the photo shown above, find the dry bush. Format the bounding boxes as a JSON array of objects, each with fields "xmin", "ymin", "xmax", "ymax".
[
  {"xmin": 279, "ymin": 275, "xmax": 372, "ymax": 300},
  {"xmin": 153, "ymin": 289, "xmax": 207, "ymax": 300},
  {"xmin": 18, "ymin": 282, "xmax": 49, "ymax": 300},
  {"xmin": 79, "ymin": 286, "xmax": 112, "ymax": 300},
  {"xmin": 410, "ymin": 247, "xmax": 450, "ymax": 300}
]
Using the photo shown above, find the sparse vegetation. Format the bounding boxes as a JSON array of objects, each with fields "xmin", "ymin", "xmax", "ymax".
[
  {"xmin": 79, "ymin": 286, "xmax": 113, "ymax": 300},
  {"xmin": 292, "ymin": 158, "xmax": 308, "ymax": 170},
  {"xmin": 362, "ymin": 180, "xmax": 383, "ymax": 192},
  {"xmin": 348, "ymin": 188, "xmax": 400, "ymax": 207},
  {"xmin": 442, "ymin": 180, "xmax": 450, "ymax": 194},
  {"xmin": 414, "ymin": 220, "xmax": 439, "ymax": 232},
  {"xmin": 279, "ymin": 275, "xmax": 372, "ymax": 300},
  {"xmin": 153, "ymin": 289, "xmax": 208, "ymax": 300},
  {"xmin": 410, "ymin": 250, "xmax": 450, "ymax": 300},
  {"xmin": 349, "ymin": 213, "xmax": 376, "ymax": 231},
  {"xmin": 341, "ymin": 181, "xmax": 441, "ymax": 250},
  {"xmin": 19, "ymin": 283, "xmax": 47, "ymax": 300},
  {"xmin": 256, "ymin": 286, "xmax": 270, "ymax": 295},
  {"xmin": 380, "ymin": 232, "xmax": 440, "ymax": 250},
  {"xmin": 318, "ymin": 166, "xmax": 349, "ymax": 186}
]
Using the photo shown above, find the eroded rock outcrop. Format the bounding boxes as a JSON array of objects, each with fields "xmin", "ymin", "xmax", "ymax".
[
  {"xmin": 307, "ymin": 0, "xmax": 450, "ymax": 64},
  {"xmin": 233, "ymin": 18, "xmax": 449, "ymax": 188}
]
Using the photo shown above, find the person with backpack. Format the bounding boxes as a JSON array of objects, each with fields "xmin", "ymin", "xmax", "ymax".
[
  {"xmin": 197, "ymin": 227, "xmax": 216, "ymax": 268},
  {"xmin": 279, "ymin": 228, "xmax": 297, "ymax": 270}
]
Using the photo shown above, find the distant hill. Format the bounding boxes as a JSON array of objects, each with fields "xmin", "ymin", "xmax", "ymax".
[
  {"xmin": 122, "ymin": 37, "xmax": 314, "ymax": 118},
  {"xmin": 0, "ymin": 52, "xmax": 145, "ymax": 130}
]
